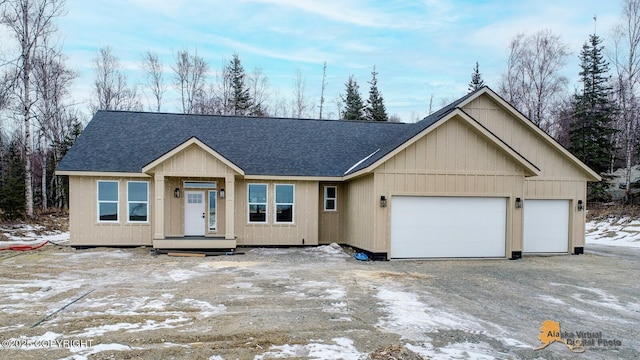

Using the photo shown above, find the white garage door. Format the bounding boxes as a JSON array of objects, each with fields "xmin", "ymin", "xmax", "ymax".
[
  {"xmin": 523, "ymin": 199, "xmax": 569, "ymax": 253},
  {"xmin": 390, "ymin": 196, "xmax": 507, "ymax": 258}
]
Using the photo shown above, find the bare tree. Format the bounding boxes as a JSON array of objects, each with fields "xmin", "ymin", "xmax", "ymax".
[
  {"xmin": 291, "ymin": 69, "xmax": 310, "ymax": 118},
  {"xmin": 611, "ymin": 0, "xmax": 640, "ymax": 199},
  {"xmin": 247, "ymin": 67, "xmax": 270, "ymax": 116},
  {"xmin": 172, "ymin": 49, "xmax": 208, "ymax": 114},
  {"xmin": 319, "ymin": 62, "xmax": 327, "ymax": 119},
  {"xmin": 1, "ymin": 0, "xmax": 66, "ymax": 217},
  {"xmin": 141, "ymin": 51, "xmax": 165, "ymax": 112},
  {"xmin": 499, "ymin": 30, "xmax": 570, "ymax": 131},
  {"xmin": 90, "ymin": 46, "xmax": 141, "ymax": 113}
]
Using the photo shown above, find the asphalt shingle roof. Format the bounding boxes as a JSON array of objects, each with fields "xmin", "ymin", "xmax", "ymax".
[{"xmin": 57, "ymin": 89, "xmax": 484, "ymax": 177}]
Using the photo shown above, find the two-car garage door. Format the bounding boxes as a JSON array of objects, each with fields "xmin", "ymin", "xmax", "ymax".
[
  {"xmin": 390, "ymin": 197, "xmax": 570, "ymax": 259},
  {"xmin": 390, "ymin": 196, "xmax": 507, "ymax": 258}
]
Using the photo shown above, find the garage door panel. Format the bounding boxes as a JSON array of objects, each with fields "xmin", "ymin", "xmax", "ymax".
[
  {"xmin": 391, "ymin": 196, "xmax": 506, "ymax": 258},
  {"xmin": 523, "ymin": 199, "xmax": 569, "ymax": 253}
]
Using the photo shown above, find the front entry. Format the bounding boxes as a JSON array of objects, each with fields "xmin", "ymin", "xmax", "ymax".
[{"xmin": 184, "ymin": 191, "xmax": 205, "ymax": 236}]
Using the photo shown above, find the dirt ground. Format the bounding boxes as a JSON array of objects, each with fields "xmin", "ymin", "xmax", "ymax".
[{"xmin": 0, "ymin": 243, "xmax": 639, "ymax": 360}]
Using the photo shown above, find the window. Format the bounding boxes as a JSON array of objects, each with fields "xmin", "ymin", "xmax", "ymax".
[
  {"xmin": 98, "ymin": 181, "xmax": 119, "ymax": 222},
  {"xmin": 127, "ymin": 182, "xmax": 148, "ymax": 222},
  {"xmin": 208, "ymin": 190, "xmax": 217, "ymax": 231},
  {"xmin": 184, "ymin": 181, "xmax": 217, "ymax": 189},
  {"xmin": 275, "ymin": 184, "xmax": 294, "ymax": 223},
  {"xmin": 324, "ymin": 186, "xmax": 337, "ymax": 211},
  {"xmin": 248, "ymin": 184, "xmax": 267, "ymax": 223}
]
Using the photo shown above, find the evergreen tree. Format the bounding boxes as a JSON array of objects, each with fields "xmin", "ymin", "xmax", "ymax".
[
  {"xmin": 0, "ymin": 140, "xmax": 26, "ymax": 219},
  {"xmin": 341, "ymin": 75, "xmax": 364, "ymax": 120},
  {"xmin": 226, "ymin": 53, "xmax": 252, "ymax": 116},
  {"xmin": 468, "ymin": 62, "xmax": 485, "ymax": 93},
  {"xmin": 568, "ymin": 34, "xmax": 616, "ymax": 202},
  {"xmin": 365, "ymin": 66, "xmax": 388, "ymax": 121}
]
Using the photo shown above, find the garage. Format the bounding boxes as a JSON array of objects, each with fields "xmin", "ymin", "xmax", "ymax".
[
  {"xmin": 523, "ymin": 199, "xmax": 569, "ymax": 253},
  {"xmin": 390, "ymin": 196, "xmax": 507, "ymax": 258}
]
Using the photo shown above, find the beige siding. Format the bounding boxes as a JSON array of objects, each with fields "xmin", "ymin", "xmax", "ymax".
[
  {"xmin": 342, "ymin": 175, "xmax": 375, "ymax": 251},
  {"xmin": 369, "ymin": 116, "xmax": 526, "ymax": 255},
  {"xmin": 150, "ymin": 144, "xmax": 238, "ymax": 176},
  {"xmin": 68, "ymin": 176, "xmax": 153, "ymax": 246},
  {"xmin": 463, "ymin": 94, "xmax": 589, "ymax": 248},
  {"xmin": 319, "ymin": 183, "xmax": 344, "ymax": 244},
  {"xmin": 234, "ymin": 180, "xmax": 319, "ymax": 246}
]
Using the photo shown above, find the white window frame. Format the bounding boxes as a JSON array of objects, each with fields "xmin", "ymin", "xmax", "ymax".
[
  {"xmin": 208, "ymin": 190, "xmax": 217, "ymax": 231},
  {"xmin": 274, "ymin": 184, "xmax": 295, "ymax": 224},
  {"xmin": 247, "ymin": 183, "xmax": 268, "ymax": 224},
  {"xmin": 97, "ymin": 180, "xmax": 119, "ymax": 223},
  {"xmin": 324, "ymin": 186, "xmax": 337, "ymax": 211},
  {"xmin": 127, "ymin": 181, "xmax": 149, "ymax": 223}
]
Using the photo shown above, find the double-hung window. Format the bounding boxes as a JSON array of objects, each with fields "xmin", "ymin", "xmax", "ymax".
[
  {"xmin": 248, "ymin": 184, "xmax": 267, "ymax": 223},
  {"xmin": 127, "ymin": 181, "xmax": 148, "ymax": 222},
  {"xmin": 98, "ymin": 181, "xmax": 119, "ymax": 222},
  {"xmin": 324, "ymin": 186, "xmax": 337, "ymax": 211},
  {"xmin": 275, "ymin": 184, "xmax": 294, "ymax": 223}
]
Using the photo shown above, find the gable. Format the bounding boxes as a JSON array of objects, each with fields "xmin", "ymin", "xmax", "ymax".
[
  {"xmin": 143, "ymin": 139, "xmax": 242, "ymax": 176},
  {"xmin": 461, "ymin": 90, "xmax": 600, "ymax": 181},
  {"xmin": 377, "ymin": 115, "xmax": 529, "ymax": 176}
]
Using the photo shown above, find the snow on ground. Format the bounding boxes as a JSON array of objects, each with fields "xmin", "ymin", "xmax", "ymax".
[
  {"xmin": 253, "ymin": 337, "xmax": 364, "ymax": 360},
  {"xmin": 586, "ymin": 218, "xmax": 640, "ymax": 248}
]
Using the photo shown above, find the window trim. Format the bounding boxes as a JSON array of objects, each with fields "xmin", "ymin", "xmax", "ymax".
[
  {"xmin": 247, "ymin": 183, "xmax": 268, "ymax": 224},
  {"xmin": 127, "ymin": 181, "xmax": 149, "ymax": 223},
  {"xmin": 97, "ymin": 180, "xmax": 119, "ymax": 223},
  {"xmin": 323, "ymin": 186, "xmax": 337, "ymax": 212},
  {"xmin": 274, "ymin": 184, "xmax": 295, "ymax": 224},
  {"xmin": 208, "ymin": 190, "xmax": 217, "ymax": 231}
]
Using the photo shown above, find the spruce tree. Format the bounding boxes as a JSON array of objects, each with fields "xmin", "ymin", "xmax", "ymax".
[
  {"xmin": 568, "ymin": 34, "xmax": 616, "ymax": 202},
  {"xmin": 0, "ymin": 140, "xmax": 26, "ymax": 219},
  {"xmin": 365, "ymin": 66, "xmax": 388, "ymax": 121},
  {"xmin": 341, "ymin": 75, "xmax": 364, "ymax": 120},
  {"xmin": 468, "ymin": 62, "xmax": 485, "ymax": 93},
  {"xmin": 226, "ymin": 53, "xmax": 252, "ymax": 116}
]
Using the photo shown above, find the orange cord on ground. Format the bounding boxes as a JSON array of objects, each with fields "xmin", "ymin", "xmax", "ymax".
[{"xmin": 0, "ymin": 241, "xmax": 49, "ymax": 251}]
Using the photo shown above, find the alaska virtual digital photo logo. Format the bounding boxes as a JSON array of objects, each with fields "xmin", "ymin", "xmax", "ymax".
[{"xmin": 535, "ymin": 320, "xmax": 622, "ymax": 353}]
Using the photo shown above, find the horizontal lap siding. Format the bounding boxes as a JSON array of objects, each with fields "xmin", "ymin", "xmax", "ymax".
[
  {"xmin": 234, "ymin": 180, "xmax": 319, "ymax": 246},
  {"xmin": 463, "ymin": 95, "xmax": 589, "ymax": 248},
  {"xmin": 69, "ymin": 176, "xmax": 153, "ymax": 246},
  {"xmin": 372, "ymin": 117, "xmax": 525, "ymax": 254}
]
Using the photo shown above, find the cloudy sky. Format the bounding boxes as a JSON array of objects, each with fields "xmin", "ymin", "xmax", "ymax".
[{"xmin": 54, "ymin": 0, "xmax": 622, "ymax": 122}]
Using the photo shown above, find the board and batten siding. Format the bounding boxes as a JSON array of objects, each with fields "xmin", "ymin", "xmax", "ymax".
[
  {"xmin": 371, "ymin": 116, "xmax": 527, "ymax": 255},
  {"xmin": 318, "ymin": 183, "xmax": 343, "ymax": 244},
  {"xmin": 341, "ymin": 175, "xmax": 376, "ymax": 251},
  {"xmin": 234, "ymin": 180, "xmax": 319, "ymax": 246},
  {"xmin": 68, "ymin": 176, "xmax": 153, "ymax": 246},
  {"xmin": 462, "ymin": 94, "xmax": 588, "ymax": 248},
  {"xmin": 149, "ymin": 143, "xmax": 238, "ymax": 176}
]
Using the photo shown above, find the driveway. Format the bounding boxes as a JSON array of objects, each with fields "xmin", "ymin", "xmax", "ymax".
[{"xmin": 0, "ymin": 243, "xmax": 638, "ymax": 359}]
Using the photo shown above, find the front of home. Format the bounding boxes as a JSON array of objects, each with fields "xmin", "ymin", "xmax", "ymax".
[{"xmin": 56, "ymin": 87, "xmax": 600, "ymax": 259}]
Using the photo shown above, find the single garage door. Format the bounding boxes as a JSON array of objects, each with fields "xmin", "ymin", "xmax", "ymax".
[
  {"xmin": 390, "ymin": 196, "xmax": 507, "ymax": 258},
  {"xmin": 523, "ymin": 199, "xmax": 569, "ymax": 253}
]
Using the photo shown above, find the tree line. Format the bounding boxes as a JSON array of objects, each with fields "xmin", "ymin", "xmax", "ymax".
[{"xmin": 3, "ymin": 0, "xmax": 640, "ymax": 219}]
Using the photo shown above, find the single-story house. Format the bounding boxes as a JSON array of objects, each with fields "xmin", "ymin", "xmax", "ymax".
[{"xmin": 56, "ymin": 87, "xmax": 600, "ymax": 259}]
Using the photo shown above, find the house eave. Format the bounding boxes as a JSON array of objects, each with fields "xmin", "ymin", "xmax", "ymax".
[{"xmin": 55, "ymin": 170, "xmax": 150, "ymax": 177}]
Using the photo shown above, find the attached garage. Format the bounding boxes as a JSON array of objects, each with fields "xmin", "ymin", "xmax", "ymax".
[
  {"xmin": 523, "ymin": 199, "xmax": 570, "ymax": 253},
  {"xmin": 390, "ymin": 196, "xmax": 507, "ymax": 259}
]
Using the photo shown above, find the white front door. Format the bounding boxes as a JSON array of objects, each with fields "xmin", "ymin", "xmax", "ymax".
[{"xmin": 184, "ymin": 191, "xmax": 205, "ymax": 236}]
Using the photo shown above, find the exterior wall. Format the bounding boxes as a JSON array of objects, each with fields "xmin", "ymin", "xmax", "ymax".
[
  {"xmin": 68, "ymin": 176, "xmax": 153, "ymax": 246},
  {"xmin": 318, "ymin": 182, "xmax": 344, "ymax": 244},
  {"xmin": 370, "ymin": 116, "xmax": 526, "ymax": 255},
  {"xmin": 341, "ymin": 175, "xmax": 375, "ymax": 251},
  {"xmin": 234, "ymin": 180, "xmax": 319, "ymax": 246},
  {"xmin": 150, "ymin": 144, "xmax": 238, "ymax": 177},
  {"xmin": 463, "ymin": 94, "xmax": 589, "ymax": 248}
]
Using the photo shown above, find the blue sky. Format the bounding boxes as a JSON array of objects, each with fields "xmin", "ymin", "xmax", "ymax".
[{"xmin": 57, "ymin": 0, "xmax": 622, "ymax": 122}]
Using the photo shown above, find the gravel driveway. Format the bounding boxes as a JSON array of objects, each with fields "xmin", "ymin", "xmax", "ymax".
[{"xmin": 0, "ymin": 243, "xmax": 638, "ymax": 359}]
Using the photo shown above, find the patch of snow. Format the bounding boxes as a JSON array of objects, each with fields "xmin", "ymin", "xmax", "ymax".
[
  {"xmin": 537, "ymin": 294, "xmax": 566, "ymax": 305},
  {"xmin": 302, "ymin": 243, "xmax": 348, "ymax": 258},
  {"xmin": 71, "ymin": 323, "xmax": 139, "ymax": 337},
  {"xmin": 586, "ymin": 220, "xmax": 640, "ymax": 248},
  {"xmin": 225, "ymin": 282, "xmax": 253, "ymax": 289},
  {"xmin": 254, "ymin": 337, "xmax": 364, "ymax": 360},
  {"xmin": 323, "ymin": 287, "xmax": 346, "ymax": 300},
  {"xmin": 406, "ymin": 341, "xmax": 507, "ymax": 360},
  {"xmin": 168, "ymin": 269, "xmax": 200, "ymax": 282},
  {"xmin": 62, "ymin": 343, "xmax": 134, "ymax": 360},
  {"xmin": 209, "ymin": 356, "xmax": 225, "ymax": 360},
  {"xmin": 182, "ymin": 298, "xmax": 226, "ymax": 317},
  {"xmin": 249, "ymin": 248, "xmax": 297, "ymax": 255}
]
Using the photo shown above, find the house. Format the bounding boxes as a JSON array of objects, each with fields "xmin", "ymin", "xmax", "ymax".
[{"xmin": 56, "ymin": 87, "xmax": 600, "ymax": 259}]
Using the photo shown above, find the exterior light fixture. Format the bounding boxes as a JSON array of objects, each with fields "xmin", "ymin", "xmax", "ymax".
[
  {"xmin": 220, "ymin": 188, "xmax": 225, "ymax": 198},
  {"xmin": 174, "ymin": 188, "xmax": 180, "ymax": 198},
  {"xmin": 515, "ymin": 197, "xmax": 523, "ymax": 208},
  {"xmin": 577, "ymin": 200, "xmax": 583, "ymax": 211},
  {"xmin": 380, "ymin": 195, "xmax": 387, "ymax": 208}
]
